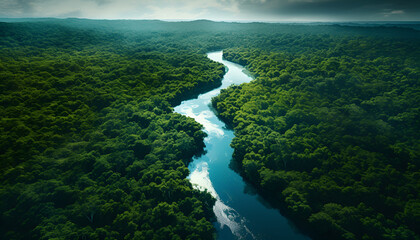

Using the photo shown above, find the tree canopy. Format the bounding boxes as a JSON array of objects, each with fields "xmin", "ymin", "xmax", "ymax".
[
  {"xmin": 212, "ymin": 36, "xmax": 420, "ymax": 239},
  {"xmin": 0, "ymin": 20, "xmax": 226, "ymax": 239},
  {"xmin": 1, "ymin": 18, "xmax": 419, "ymax": 239}
]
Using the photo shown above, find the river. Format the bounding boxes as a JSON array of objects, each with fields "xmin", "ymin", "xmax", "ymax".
[{"xmin": 174, "ymin": 51, "xmax": 310, "ymax": 240}]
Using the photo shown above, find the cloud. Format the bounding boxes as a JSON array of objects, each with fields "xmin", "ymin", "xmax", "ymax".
[
  {"xmin": 237, "ymin": 0, "xmax": 420, "ymax": 21},
  {"xmin": 390, "ymin": 10, "xmax": 404, "ymax": 14},
  {"xmin": 0, "ymin": 0, "xmax": 38, "ymax": 16},
  {"xmin": 142, "ymin": 0, "xmax": 242, "ymax": 20},
  {"xmin": 382, "ymin": 9, "xmax": 405, "ymax": 18},
  {"xmin": 0, "ymin": 0, "xmax": 419, "ymax": 21},
  {"xmin": 91, "ymin": 0, "xmax": 111, "ymax": 6}
]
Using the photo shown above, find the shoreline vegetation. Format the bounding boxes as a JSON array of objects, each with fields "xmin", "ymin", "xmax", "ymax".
[
  {"xmin": 212, "ymin": 43, "xmax": 419, "ymax": 239},
  {"xmin": 0, "ymin": 20, "xmax": 225, "ymax": 240},
  {"xmin": 1, "ymin": 18, "xmax": 419, "ymax": 239}
]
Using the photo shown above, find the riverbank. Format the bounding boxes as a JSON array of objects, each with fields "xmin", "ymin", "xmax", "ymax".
[{"xmin": 175, "ymin": 51, "xmax": 310, "ymax": 240}]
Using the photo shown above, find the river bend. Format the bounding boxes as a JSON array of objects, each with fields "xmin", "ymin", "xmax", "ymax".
[{"xmin": 174, "ymin": 51, "xmax": 309, "ymax": 240}]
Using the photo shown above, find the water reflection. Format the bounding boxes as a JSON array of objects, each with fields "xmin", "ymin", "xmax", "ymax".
[
  {"xmin": 177, "ymin": 106, "xmax": 224, "ymax": 137},
  {"xmin": 174, "ymin": 51, "xmax": 310, "ymax": 240},
  {"xmin": 189, "ymin": 161, "xmax": 245, "ymax": 238}
]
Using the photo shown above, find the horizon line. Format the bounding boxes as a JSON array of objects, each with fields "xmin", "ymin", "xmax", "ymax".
[{"xmin": 1, "ymin": 17, "xmax": 420, "ymax": 24}]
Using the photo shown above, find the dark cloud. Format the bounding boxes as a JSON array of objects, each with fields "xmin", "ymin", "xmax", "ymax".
[
  {"xmin": 0, "ymin": 0, "xmax": 419, "ymax": 21},
  {"xmin": 91, "ymin": 0, "xmax": 111, "ymax": 7},
  {"xmin": 239, "ymin": 0, "xmax": 420, "ymax": 20},
  {"xmin": 0, "ymin": 0, "xmax": 38, "ymax": 16},
  {"xmin": 16, "ymin": 0, "xmax": 36, "ymax": 13}
]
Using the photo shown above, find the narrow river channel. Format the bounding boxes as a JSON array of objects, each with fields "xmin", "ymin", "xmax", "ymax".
[{"xmin": 174, "ymin": 51, "xmax": 310, "ymax": 240}]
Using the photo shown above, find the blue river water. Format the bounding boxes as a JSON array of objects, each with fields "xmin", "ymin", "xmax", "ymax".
[{"xmin": 174, "ymin": 51, "xmax": 310, "ymax": 240}]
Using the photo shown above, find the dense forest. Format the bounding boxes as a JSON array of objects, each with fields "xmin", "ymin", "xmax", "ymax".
[
  {"xmin": 1, "ymin": 19, "xmax": 419, "ymax": 239},
  {"xmin": 0, "ymin": 20, "xmax": 227, "ymax": 239},
  {"xmin": 213, "ymin": 36, "xmax": 420, "ymax": 239}
]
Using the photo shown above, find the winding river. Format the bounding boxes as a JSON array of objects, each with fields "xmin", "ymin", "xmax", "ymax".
[{"xmin": 174, "ymin": 51, "xmax": 310, "ymax": 240}]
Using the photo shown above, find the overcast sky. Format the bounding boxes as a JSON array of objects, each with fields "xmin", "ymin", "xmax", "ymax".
[{"xmin": 1, "ymin": 0, "xmax": 419, "ymax": 21}]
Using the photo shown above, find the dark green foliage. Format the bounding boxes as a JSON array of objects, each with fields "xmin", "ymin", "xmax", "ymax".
[
  {"xmin": 0, "ymin": 21, "xmax": 224, "ymax": 239},
  {"xmin": 213, "ymin": 38, "xmax": 420, "ymax": 239},
  {"xmin": 1, "ymin": 18, "xmax": 420, "ymax": 240}
]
